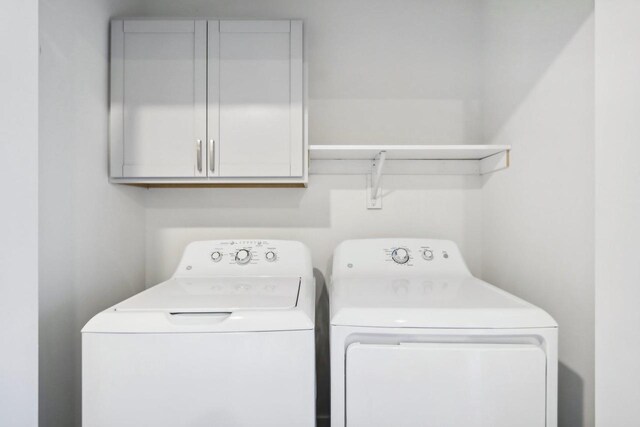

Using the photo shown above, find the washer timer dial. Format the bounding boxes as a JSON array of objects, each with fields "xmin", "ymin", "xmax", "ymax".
[
  {"xmin": 391, "ymin": 248, "xmax": 410, "ymax": 264},
  {"xmin": 235, "ymin": 249, "xmax": 252, "ymax": 265}
]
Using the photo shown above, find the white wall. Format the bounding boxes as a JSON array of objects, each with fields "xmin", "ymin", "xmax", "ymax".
[
  {"xmin": 481, "ymin": 1, "xmax": 594, "ymax": 426},
  {"xmin": 38, "ymin": 0, "xmax": 147, "ymax": 425},
  {"xmin": 594, "ymin": 1, "xmax": 640, "ymax": 425},
  {"xmin": 0, "ymin": 1, "xmax": 39, "ymax": 425},
  {"xmin": 145, "ymin": 176, "xmax": 483, "ymax": 284}
]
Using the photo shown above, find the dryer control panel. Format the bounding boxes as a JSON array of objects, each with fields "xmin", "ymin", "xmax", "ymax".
[
  {"xmin": 173, "ymin": 240, "xmax": 313, "ymax": 279},
  {"xmin": 333, "ymin": 239, "xmax": 471, "ymax": 279},
  {"xmin": 384, "ymin": 243, "xmax": 451, "ymax": 266}
]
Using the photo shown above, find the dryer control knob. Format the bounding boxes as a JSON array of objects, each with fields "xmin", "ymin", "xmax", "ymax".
[
  {"xmin": 211, "ymin": 251, "xmax": 223, "ymax": 262},
  {"xmin": 422, "ymin": 249, "xmax": 434, "ymax": 261},
  {"xmin": 265, "ymin": 251, "xmax": 277, "ymax": 262},
  {"xmin": 391, "ymin": 248, "xmax": 410, "ymax": 264},
  {"xmin": 235, "ymin": 249, "xmax": 252, "ymax": 265}
]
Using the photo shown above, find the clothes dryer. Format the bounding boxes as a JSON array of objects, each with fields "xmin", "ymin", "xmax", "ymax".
[{"xmin": 330, "ymin": 238, "xmax": 557, "ymax": 427}]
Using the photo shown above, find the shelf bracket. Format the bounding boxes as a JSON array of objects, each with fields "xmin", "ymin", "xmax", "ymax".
[
  {"xmin": 367, "ymin": 150, "xmax": 387, "ymax": 209},
  {"xmin": 479, "ymin": 150, "xmax": 510, "ymax": 175}
]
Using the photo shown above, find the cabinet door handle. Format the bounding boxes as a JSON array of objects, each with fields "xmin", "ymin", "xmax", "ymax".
[
  {"xmin": 196, "ymin": 139, "xmax": 203, "ymax": 172},
  {"xmin": 209, "ymin": 139, "xmax": 215, "ymax": 173}
]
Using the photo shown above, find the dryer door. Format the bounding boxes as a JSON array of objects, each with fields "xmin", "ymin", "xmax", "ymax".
[{"xmin": 346, "ymin": 342, "xmax": 546, "ymax": 427}]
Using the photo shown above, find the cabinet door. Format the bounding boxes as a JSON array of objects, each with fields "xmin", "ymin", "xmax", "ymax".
[
  {"xmin": 110, "ymin": 20, "xmax": 207, "ymax": 178},
  {"xmin": 209, "ymin": 20, "xmax": 304, "ymax": 178}
]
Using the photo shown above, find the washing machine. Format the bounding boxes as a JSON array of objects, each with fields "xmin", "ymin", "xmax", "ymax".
[
  {"xmin": 330, "ymin": 238, "xmax": 557, "ymax": 427},
  {"xmin": 82, "ymin": 239, "xmax": 315, "ymax": 427}
]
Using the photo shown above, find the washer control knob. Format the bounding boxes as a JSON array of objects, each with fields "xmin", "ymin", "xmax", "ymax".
[
  {"xmin": 235, "ymin": 249, "xmax": 252, "ymax": 265},
  {"xmin": 265, "ymin": 251, "xmax": 277, "ymax": 262},
  {"xmin": 391, "ymin": 248, "xmax": 410, "ymax": 264},
  {"xmin": 422, "ymin": 249, "xmax": 434, "ymax": 261},
  {"xmin": 210, "ymin": 251, "xmax": 223, "ymax": 262}
]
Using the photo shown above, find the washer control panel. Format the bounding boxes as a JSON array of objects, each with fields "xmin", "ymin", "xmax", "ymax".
[
  {"xmin": 204, "ymin": 240, "xmax": 283, "ymax": 266},
  {"xmin": 174, "ymin": 240, "xmax": 313, "ymax": 279}
]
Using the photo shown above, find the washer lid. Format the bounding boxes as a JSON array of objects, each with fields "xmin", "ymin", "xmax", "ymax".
[
  {"xmin": 330, "ymin": 276, "xmax": 557, "ymax": 329},
  {"xmin": 115, "ymin": 277, "xmax": 301, "ymax": 313}
]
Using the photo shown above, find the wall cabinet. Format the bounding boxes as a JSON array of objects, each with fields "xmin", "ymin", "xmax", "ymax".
[{"xmin": 109, "ymin": 19, "xmax": 306, "ymax": 185}]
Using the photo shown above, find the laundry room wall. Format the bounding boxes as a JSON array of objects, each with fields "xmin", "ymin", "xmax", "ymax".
[
  {"xmin": 144, "ymin": 176, "xmax": 484, "ymax": 284},
  {"xmin": 594, "ymin": 1, "xmax": 640, "ymax": 425},
  {"xmin": 38, "ymin": 0, "xmax": 148, "ymax": 425},
  {"xmin": 480, "ymin": 1, "xmax": 594, "ymax": 426},
  {"xmin": 0, "ymin": 1, "xmax": 39, "ymax": 425}
]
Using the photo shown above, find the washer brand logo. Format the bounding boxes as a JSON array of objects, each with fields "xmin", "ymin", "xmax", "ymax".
[{"xmin": 225, "ymin": 240, "xmax": 269, "ymax": 246}]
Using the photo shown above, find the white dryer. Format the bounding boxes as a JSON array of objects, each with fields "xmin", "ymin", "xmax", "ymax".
[
  {"xmin": 83, "ymin": 240, "xmax": 315, "ymax": 427},
  {"xmin": 330, "ymin": 239, "xmax": 557, "ymax": 427}
]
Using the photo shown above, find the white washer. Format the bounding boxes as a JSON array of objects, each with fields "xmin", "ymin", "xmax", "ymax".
[
  {"xmin": 83, "ymin": 240, "xmax": 315, "ymax": 427},
  {"xmin": 330, "ymin": 239, "xmax": 557, "ymax": 427}
]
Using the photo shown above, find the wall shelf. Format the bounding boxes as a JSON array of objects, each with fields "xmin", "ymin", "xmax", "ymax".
[
  {"xmin": 309, "ymin": 144, "xmax": 510, "ymax": 162},
  {"xmin": 308, "ymin": 144, "xmax": 511, "ymax": 209},
  {"xmin": 309, "ymin": 144, "xmax": 510, "ymax": 176},
  {"xmin": 310, "ymin": 144, "xmax": 510, "ymax": 176}
]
